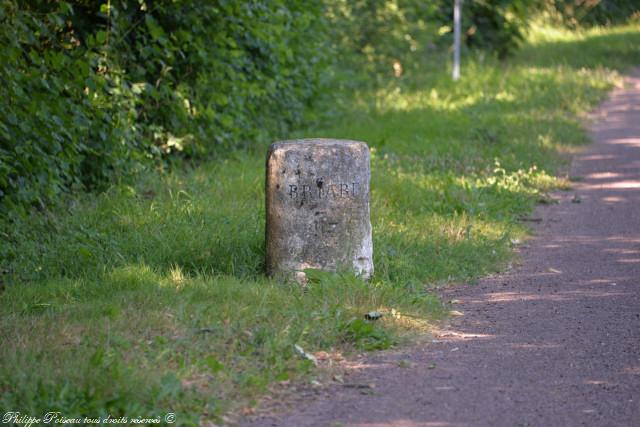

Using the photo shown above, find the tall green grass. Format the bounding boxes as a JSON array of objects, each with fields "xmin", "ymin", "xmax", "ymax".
[{"xmin": 1, "ymin": 25, "xmax": 639, "ymax": 424}]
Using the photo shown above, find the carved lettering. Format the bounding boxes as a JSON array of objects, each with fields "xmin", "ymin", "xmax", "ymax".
[
  {"xmin": 329, "ymin": 184, "xmax": 338, "ymax": 198},
  {"xmin": 288, "ymin": 184, "xmax": 298, "ymax": 198},
  {"xmin": 286, "ymin": 180, "xmax": 361, "ymax": 202},
  {"xmin": 311, "ymin": 218, "xmax": 341, "ymax": 236},
  {"xmin": 302, "ymin": 184, "xmax": 311, "ymax": 199},
  {"xmin": 339, "ymin": 183, "xmax": 349, "ymax": 197}
]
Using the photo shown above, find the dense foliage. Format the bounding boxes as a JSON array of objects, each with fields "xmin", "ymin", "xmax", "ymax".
[
  {"xmin": 551, "ymin": 0, "xmax": 639, "ymax": 27},
  {"xmin": 0, "ymin": 0, "xmax": 327, "ymax": 213},
  {"xmin": 1, "ymin": 0, "xmax": 638, "ymax": 214}
]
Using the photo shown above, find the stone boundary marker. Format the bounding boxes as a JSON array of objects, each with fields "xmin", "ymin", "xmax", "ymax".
[{"xmin": 265, "ymin": 139, "xmax": 373, "ymax": 282}]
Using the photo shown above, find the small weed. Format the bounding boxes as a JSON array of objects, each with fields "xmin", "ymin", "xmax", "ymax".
[
  {"xmin": 397, "ymin": 360, "xmax": 413, "ymax": 368},
  {"xmin": 342, "ymin": 318, "xmax": 394, "ymax": 351}
]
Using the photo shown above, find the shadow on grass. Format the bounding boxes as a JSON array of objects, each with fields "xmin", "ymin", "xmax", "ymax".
[
  {"xmin": 4, "ymin": 26, "xmax": 638, "ymax": 289},
  {"xmin": 4, "ymin": 82, "xmax": 585, "ymax": 286}
]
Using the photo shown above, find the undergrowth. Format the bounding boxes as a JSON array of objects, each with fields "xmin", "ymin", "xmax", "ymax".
[{"xmin": 1, "ymin": 24, "xmax": 639, "ymax": 424}]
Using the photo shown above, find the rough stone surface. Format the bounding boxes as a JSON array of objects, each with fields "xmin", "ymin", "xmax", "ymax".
[{"xmin": 265, "ymin": 139, "xmax": 373, "ymax": 280}]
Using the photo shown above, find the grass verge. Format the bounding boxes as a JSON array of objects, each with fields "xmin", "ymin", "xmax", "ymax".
[{"xmin": 1, "ymin": 25, "xmax": 639, "ymax": 424}]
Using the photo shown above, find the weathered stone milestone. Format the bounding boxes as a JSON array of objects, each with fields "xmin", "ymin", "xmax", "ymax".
[{"xmin": 265, "ymin": 139, "xmax": 373, "ymax": 281}]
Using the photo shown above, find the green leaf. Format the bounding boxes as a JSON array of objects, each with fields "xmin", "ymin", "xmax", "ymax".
[
  {"xmin": 205, "ymin": 355, "xmax": 225, "ymax": 373},
  {"xmin": 145, "ymin": 15, "xmax": 165, "ymax": 40},
  {"xmin": 95, "ymin": 30, "xmax": 107, "ymax": 44}
]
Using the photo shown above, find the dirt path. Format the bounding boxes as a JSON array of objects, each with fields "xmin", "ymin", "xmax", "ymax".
[{"xmin": 242, "ymin": 70, "xmax": 640, "ymax": 427}]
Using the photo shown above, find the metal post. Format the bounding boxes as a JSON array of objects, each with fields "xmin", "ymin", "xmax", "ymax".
[{"xmin": 453, "ymin": 0, "xmax": 462, "ymax": 81}]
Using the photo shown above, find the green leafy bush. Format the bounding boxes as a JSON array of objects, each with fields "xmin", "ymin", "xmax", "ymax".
[
  {"xmin": 99, "ymin": 0, "xmax": 329, "ymax": 153},
  {"xmin": 433, "ymin": 0, "xmax": 531, "ymax": 59},
  {"xmin": 0, "ymin": 1, "xmax": 144, "ymax": 212},
  {"xmin": 325, "ymin": 0, "xmax": 440, "ymax": 76},
  {"xmin": 5, "ymin": 0, "xmax": 631, "ymax": 215},
  {"xmin": 0, "ymin": 0, "xmax": 328, "ymax": 214},
  {"xmin": 550, "ymin": 0, "xmax": 639, "ymax": 27}
]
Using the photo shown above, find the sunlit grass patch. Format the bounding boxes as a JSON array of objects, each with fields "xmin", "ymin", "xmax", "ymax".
[
  {"xmin": 1, "ymin": 23, "xmax": 639, "ymax": 423},
  {"xmin": 0, "ymin": 265, "xmax": 443, "ymax": 422}
]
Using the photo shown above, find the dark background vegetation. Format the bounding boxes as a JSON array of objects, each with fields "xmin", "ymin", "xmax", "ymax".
[{"xmin": 0, "ymin": 0, "xmax": 638, "ymax": 215}]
